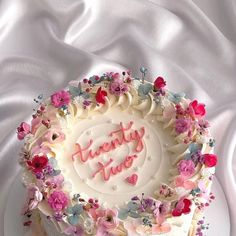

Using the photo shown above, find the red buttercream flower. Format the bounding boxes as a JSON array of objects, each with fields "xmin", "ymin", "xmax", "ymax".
[
  {"xmin": 188, "ymin": 100, "xmax": 206, "ymax": 118},
  {"xmin": 154, "ymin": 77, "xmax": 166, "ymax": 90},
  {"xmin": 95, "ymin": 87, "xmax": 107, "ymax": 104},
  {"xmin": 203, "ymin": 154, "xmax": 218, "ymax": 167},
  {"xmin": 172, "ymin": 198, "xmax": 192, "ymax": 217},
  {"xmin": 27, "ymin": 155, "xmax": 48, "ymax": 173}
]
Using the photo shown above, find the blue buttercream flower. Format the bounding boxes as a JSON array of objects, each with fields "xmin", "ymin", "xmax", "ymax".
[{"xmin": 67, "ymin": 204, "xmax": 83, "ymax": 225}]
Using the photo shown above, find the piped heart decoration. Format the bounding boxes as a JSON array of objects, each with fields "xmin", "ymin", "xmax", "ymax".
[{"xmin": 126, "ymin": 173, "xmax": 138, "ymax": 186}]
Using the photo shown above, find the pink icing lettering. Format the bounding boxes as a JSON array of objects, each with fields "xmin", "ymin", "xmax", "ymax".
[
  {"xmin": 72, "ymin": 122, "xmax": 145, "ymax": 163},
  {"xmin": 92, "ymin": 154, "xmax": 138, "ymax": 181}
]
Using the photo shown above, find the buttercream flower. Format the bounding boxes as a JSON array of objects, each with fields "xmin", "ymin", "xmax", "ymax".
[
  {"xmin": 31, "ymin": 117, "xmax": 42, "ymax": 135},
  {"xmin": 105, "ymin": 72, "xmax": 120, "ymax": 80},
  {"xmin": 48, "ymin": 190, "xmax": 69, "ymax": 212},
  {"xmin": 190, "ymin": 150, "xmax": 204, "ymax": 165},
  {"xmin": 198, "ymin": 179, "xmax": 210, "ymax": 199},
  {"xmin": 152, "ymin": 223, "xmax": 171, "ymax": 235},
  {"xmin": 109, "ymin": 78, "xmax": 129, "ymax": 96},
  {"xmin": 95, "ymin": 87, "xmax": 107, "ymax": 104},
  {"xmin": 175, "ymin": 118, "xmax": 191, "ymax": 134},
  {"xmin": 51, "ymin": 90, "xmax": 71, "ymax": 108},
  {"xmin": 44, "ymin": 130, "xmax": 65, "ymax": 144},
  {"xmin": 31, "ymin": 144, "xmax": 51, "ymax": 155},
  {"xmin": 17, "ymin": 122, "xmax": 31, "ymax": 140},
  {"xmin": 22, "ymin": 185, "xmax": 43, "ymax": 214},
  {"xmin": 27, "ymin": 155, "xmax": 48, "ymax": 173},
  {"xmin": 96, "ymin": 209, "xmax": 119, "ymax": 233},
  {"xmin": 203, "ymin": 154, "xmax": 218, "ymax": 167},
  {"xmin": 67, "ymin": 204, "xmax": 83, "ymax": 225},
  {"xmin": 177, "ymin": 159, "xmax": 195, "ymax": 177},
  {"xmin": 154, "ymin": 77, "xmax": 166, "ymax": 90},
  {"xmin": 188, "ymin": 100, "xmax": 206, "ymax": 118},
  {"xmin": 172, "ymin": 198, "xmax": 192, "ymax": 217},
  {"xmin": 174, "ymin": 176, "xmax": 196, "ymax": 190},
  {"xmin": 123, "ymin": 219, "xmax": 141, "ymax": 235},
  {"xmin": 153, "ymin": 201, "xmax": 170, "ymax": 224},
  {"xmin": 64, "ymin": 225, "xmax": 84, "ymax": 236},
  {"xmin": 46, "ymin": 175, "xmax": 64, "ymax": 189}
]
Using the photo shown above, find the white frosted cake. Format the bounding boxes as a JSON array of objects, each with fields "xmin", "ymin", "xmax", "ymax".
[{"xmin": 17, "ymin": 69, "xmax": 217, "ymax": 236}]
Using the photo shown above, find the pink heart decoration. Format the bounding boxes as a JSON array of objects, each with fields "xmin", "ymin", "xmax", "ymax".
[{"xmin": 126, "ymin": 174, "xmax": 138, "ymax": 186}]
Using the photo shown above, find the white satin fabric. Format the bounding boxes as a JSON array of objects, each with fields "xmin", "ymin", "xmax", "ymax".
[{"xmin": 0, "ymin": 0, "xmax": 235, "ymax": 236}]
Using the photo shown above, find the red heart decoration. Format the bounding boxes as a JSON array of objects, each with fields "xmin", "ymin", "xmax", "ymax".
[{"xmin": 126, "ymin": 173, "xmax": 138, "ymax": 186}]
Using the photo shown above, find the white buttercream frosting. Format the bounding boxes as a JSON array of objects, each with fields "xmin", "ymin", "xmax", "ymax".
[{"xmin": 19, "ymin": 74, "xmax": 215, "ymax": 236}]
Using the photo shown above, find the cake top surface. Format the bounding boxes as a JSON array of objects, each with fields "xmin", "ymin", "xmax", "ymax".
[{"xmin": 17, "ymin": 68, "xmax": 217, "ymax": 236}]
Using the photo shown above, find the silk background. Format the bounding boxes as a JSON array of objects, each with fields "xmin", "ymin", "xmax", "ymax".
[{"xmin": 0, "ymin": 0, "xmax": 235, "ymax": 235}]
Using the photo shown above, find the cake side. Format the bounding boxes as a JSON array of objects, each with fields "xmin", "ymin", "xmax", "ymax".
[{"xmin": 17, "ymin": 69, "xmax": 217, "ymax": 236}]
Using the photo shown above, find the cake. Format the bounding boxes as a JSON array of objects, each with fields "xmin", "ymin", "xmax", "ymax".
[{"xmin": 17, "ymin": 68, "xmax": 218, "ymax": 236}]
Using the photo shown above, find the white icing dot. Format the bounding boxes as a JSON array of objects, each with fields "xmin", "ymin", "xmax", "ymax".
[
  {"xmin": 129, "ymin": 109, "xmax": 134, "ymax": 115},
  {"xmin": 164, "ymin": 143, "xmax": 169, "ymax": 147},
  {"xmin": 149, "ymin": 119, "xmax": 155, "ymax": 123},
  {"xmin": 81, "ymin": 178, "xmax": 89, "ymax": 183},
  {"xmin": 147, "ymin": 156, "xmax": 152, "ymax": 161},
  {"xmin": 133, "ymin": 166, "xmax": 139, "ymax": 171},
  {"xmin": 86, "ymin": 130, "xmax": 92, "ymax": 135},
  {"xmin": 151, "ymin": 175, "xmax": 156, "ymax": 180},
  {"xmin": 146, "ymin": 134, "xmax": 150, "ymax": 139},
  {"xmin": 107, "ymin": 119, "xmax": 113, "ymax": 123},
  {"xmin": 112, "ymin": 185, "xmax": 117, "ymax": 191}
]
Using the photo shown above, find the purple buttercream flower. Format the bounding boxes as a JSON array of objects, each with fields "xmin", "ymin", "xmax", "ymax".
[
  {"xmin": 175, "ymin": 118, "xmax": 191, "ymax": 134},
  {"xmin": 35, "ymin": 172, "xmax": 45, "ymax": 180},
  {"xmin": 178, "ymin": 159, "xmax": 195, "ymax": 177},
  {"xmin": 54, "ymin": 212, "xmax": 64, "ymax": 222},
  {"xmin": 191, "ymin": 150, "xmax": 204, "ymax": 165},
  {"xmin": 43, "ymin": 165, "xmax": 54, "ymax": 175},
  {"xmin": 143, "ymin": 198, "xmax": 154, "ymax": 209}
]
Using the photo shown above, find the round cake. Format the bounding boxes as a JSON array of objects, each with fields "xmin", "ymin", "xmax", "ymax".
[{"xmin": 17, "ymin": 69, "xmax": 218, "ymax": 236}]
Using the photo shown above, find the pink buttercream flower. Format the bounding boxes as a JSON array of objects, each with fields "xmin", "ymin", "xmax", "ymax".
[
  {"xmin": 174, "ymin": 176, "xmax": 196, "ymax": 190},
  {"xmin": 177, "ymin": 159, "xmax": 195, "ymax": 177},
  {"xmin": 46, "ymin": 175, "xmax": 64, "ymax": 189},
  {"xmin": 64, "ymin": 225, "xmax": 84, "ymax": 236},
  {"xmin": 31, "ymin": 143, "xmax": 51, "ymax": 155},
  {"xmin": 152, "ymin": 223, "xmax": 171, "ymax": 234},
  {"xmin": 22, "ymin": 185, "xmax": 43, "ymax": 214},
  {"xmin": 31, "ymin": 117, "xmax": 42, "ymax": 135},
  {"xmin": 188, "ymin": 100, "xmax": 206, "ymax": 118},
  {"xmin": 44, "ymin": 130, "xmax": 65, "ymax": 144},
  {"xmin": 105, "ymin": 72, "xmax": 120, "ymax": 80},
  {"xmin": 175, "ymin": 118, "xmax": 191, "ymax": 134},
  {"xmin": 51, "ymin": 90, "xmax": 71, "ymax": 108},
  {"xmin": 48, "ymin": 190, "xmax": 69, "ymax": 212},
  {"xmin": 17, "ymin": 122, "xmax": 31, "ymax": 140},
  {"xmin": 153, "ymin": 201, "xmax": 170, "ymax": 225},
  {"xmin": 96, "ymin": 209, "xmax": 119, "ymax": 235},
  {"xmin": 109, "ymin": 78, "xmax": 129, "ymax": 96}
]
